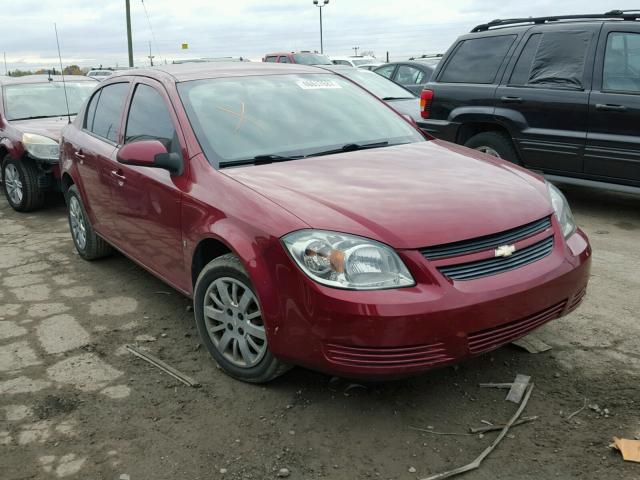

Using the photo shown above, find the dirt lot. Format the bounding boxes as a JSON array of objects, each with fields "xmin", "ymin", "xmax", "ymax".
[{"xmin": 1, "ymin": 184, "xmax": 639, "ymax": 480}]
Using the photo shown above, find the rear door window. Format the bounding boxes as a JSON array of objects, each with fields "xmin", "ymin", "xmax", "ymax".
[
  {"xmin": 603, "ymin": 32, "xmax": 640, "ymax": 93},
  {"xmin": 395, "ymin": 65, "xmax": 426, "ymax": 85},
  {"xmin": 509, "ymin": 34, "xmax": 543, "ymax": 86},
  {"xmin": 278, "ymin": 56, "xmax": 290, "ymax": 63},
  {"xmin": 264, "ymin": 56, "xmax": 277, "ymax": 63},
  {"xmin": 375, "ymin": 64, "xmax": 396, "ymax": 79},
  {"xmin": 89, "ymin": 83, "xmax": 129, "ymax": 143},
  {"xmin": 439, "ymin": 35, "xmax": 516, "ymax": 84},
  {"xmin": 527, "ymin": 31, "xmax": 592, "ymax": 89}
]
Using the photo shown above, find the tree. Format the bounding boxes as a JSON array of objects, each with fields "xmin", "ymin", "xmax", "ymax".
[{"xmin": 63, "ymin": 65, "xmax": 83, "ymax": 75}]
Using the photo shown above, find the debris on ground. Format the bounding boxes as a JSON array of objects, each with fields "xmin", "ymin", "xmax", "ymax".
[
  {"xmin": 610, "ymin": 437, "xmax": 640, "ymax": 463},
  {"xmin": 511, "ymin": 334, "xmax": 552, "ymax": 353},
  {"xmin": 589, "ymin": 404, "xmax": 611, "ymax": 418},
  {"xmin": 479, "ymin": 383, "xmax": 514, "ymax": 389},
  {"xmin": 469, "ymin": 416, "xmax": 538, "ymax": 434},
  {"xmin": 505, "ymin": 374, "xmax": 530, "ymax": 404},
  {"xmin": 277, "ymin": 467, "xmax": 291, "ymax": 477},
  {"xmin": 126, "ymin": 345, "xmax": 200, "ymax": 387},
  {"xmin": 420, "ymin": 383, "xmax": 535, "ymax": 480},
  {"xmin": 566, "ymin": 398, "xmax": 587, "ymax": 421},
  {"xmin": 134, "ymin": 334, "xmax": 157, "ymax": 343}
]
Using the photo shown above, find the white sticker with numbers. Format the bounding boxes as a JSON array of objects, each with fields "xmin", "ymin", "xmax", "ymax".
[{"xmin": 296, "ymin": 79, "xmax": 342, "ymax": 90}]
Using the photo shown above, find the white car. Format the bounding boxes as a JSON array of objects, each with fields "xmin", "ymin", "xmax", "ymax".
[
  {"xmin": 330, "ymin": 56, "xmax": 378, "ymax": 68},
  {"xmin": 86, "ymin": 70, "xmax": 113, "ymax": 81}
]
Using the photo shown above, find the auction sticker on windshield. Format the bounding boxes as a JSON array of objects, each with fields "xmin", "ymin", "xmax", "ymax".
[{"xmin": 296, "ymin": 79, "xmax": 342, "ymax": 90}]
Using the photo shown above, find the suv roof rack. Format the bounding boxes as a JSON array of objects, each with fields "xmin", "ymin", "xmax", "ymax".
[
  {"xmin": 408, "ymin": 54, "xmax": 444, "ymax": 60},
  {"xmin": 471, "ymin": 10, "xmax": 640, "ymax": 32}
]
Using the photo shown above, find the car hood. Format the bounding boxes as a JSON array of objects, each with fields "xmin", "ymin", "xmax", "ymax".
[
  {"xmin": 222, "ymin": 140, "xmax": 553, "ymax": 249},
  {"xmin": 11, "ymin": 116, "xmax": 73, "ymax": 141}
]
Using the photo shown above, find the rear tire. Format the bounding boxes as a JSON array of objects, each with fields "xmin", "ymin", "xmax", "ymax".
[
  {"xmin": 66, "ymin": 185, "xmax": 112, "ymax": 260},
  {"xmin": 1, "ymin": 156, "xmax": 45, "ymax": 212},
  {"xmin": 194, "ymin": 253, "xmax": 291, "ymax": 383},
  {"xmin": 464, "ymin": 131, "xmax": 520, "ymax": 164}
]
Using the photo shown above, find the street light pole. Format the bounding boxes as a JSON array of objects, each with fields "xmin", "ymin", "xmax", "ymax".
[
  {"xmin": 125, "ymin": 0, "xmax": 134, "ymax": 67},
  {"xmin": 313, "ymin": 0, "xmax": 329, "ymax": 54}
]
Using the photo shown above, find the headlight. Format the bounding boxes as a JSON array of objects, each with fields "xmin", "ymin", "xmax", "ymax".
[
  {"xmin": 547, "ymin": 182, "xmax": 576, "ymax": 239},
  {"xmin": 282, "ymin": 230, "xmax": 415, "ymax": 290},
  {"xmin": 22, "ymin": 133, "xmax": 60, "ymax": 161}
]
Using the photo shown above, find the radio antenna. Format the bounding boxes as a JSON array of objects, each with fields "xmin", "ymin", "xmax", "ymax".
[{"xmin": 54, "ymin": 23, "xmax": 72, "ymax": 124}]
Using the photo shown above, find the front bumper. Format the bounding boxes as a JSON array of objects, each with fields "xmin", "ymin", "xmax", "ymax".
[{"xmin": 262, "ymin": 225, "xmax": 591, "ymax": 380}]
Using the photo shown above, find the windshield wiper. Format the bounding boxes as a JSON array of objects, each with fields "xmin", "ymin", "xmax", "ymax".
[
  {"xmin": 12, "ymin": 114, "xmax": 72, "ymax": 120},
  {"xmin": 382, "ymin": 96, "xmax": 415, "ymax": 100},
  {"xmin": 219, "ymin": 154, "xmax": 304, "ymax": 168},
  {"xmin": 307, "ymin": 141, "xmax": 391, "ymax": 158}
]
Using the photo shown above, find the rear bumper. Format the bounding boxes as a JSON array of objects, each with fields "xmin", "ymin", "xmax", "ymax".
[
  {"xmin": 264, "ymin": 227, "xmax": 591, "ymax": 380},
  {"xmin": 421, "ymin": 119, "xmax": 460, "ymax": 142}
]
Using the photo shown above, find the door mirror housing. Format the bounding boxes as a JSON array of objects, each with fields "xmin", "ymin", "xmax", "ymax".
[{"xmin": 117, "ymin": 140, "xmax": 183, "ymax": 175}]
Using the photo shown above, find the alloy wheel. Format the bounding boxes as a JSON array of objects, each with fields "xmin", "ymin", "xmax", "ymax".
[
  {"xmin": 4, "ymin": 163, "xmax": 23, "ymax": 205},
  {"xmin": 203, "ymin": 277, "xmax": 267, "ymax": 368},
  {"xmin": 475, "ymin": 146, "xmax": 501, "ymax": 158},
  {"xmin": 69, "ymin": 196, "xmax": 87, "ymax": 250}
]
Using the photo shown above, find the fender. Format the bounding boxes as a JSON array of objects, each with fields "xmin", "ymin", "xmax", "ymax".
[{"xmin": 0, "ymin": 137, "xmax": 24, "ymax": 159}]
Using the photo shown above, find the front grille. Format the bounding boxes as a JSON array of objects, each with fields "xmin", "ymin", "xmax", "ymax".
[
  {"xmin": 438, "ymin": 236, "xmax": 554, "ymax": 281},
  {"xmin": 421, "ymin": 216, "xmax": 552, "ymax": 260},
  {"xmin": 324, "ymin": 342, "xmax": 453, "ymax": 369},
  {"xmin": 467, "ymin": 301, "xmax": 566, "ymax": 355}
]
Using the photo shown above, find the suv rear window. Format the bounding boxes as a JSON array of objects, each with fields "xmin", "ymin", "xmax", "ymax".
[{"xmin": 439, "ymin": 35, "xmax": 515, "ymax": 84}]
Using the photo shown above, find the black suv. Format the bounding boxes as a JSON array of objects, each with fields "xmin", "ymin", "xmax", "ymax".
[{"xmin": 421, "ymin": 11, "xmax": 640, "ymax": 192}]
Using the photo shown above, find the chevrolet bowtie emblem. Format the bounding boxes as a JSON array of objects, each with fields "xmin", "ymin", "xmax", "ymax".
[{"xmin": 495, "ymin": 244, "xmax": 516, "ymax": 257}]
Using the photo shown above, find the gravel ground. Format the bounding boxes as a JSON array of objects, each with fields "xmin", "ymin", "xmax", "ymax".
[{"xmin": 1, "ymin": 184, "xmax": 639, "ymax": 480}]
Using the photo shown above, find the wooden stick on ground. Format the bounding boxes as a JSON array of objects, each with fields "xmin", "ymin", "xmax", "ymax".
[
  {"xmin": 479, "ymin": 383, "xmax": 514, "ymax": 389},
  {"xmin": 420, "ymin": 383, "xmax": 535, "ymax": 480},
  {"xmin": 469, "ymin": 416, "xmax": 538, "ymax": 434},
  {"xmin": 566, "ymin": 397, "xmax": 587, "ymax": 421},
  {"xmin": 126, "ymin": 345, "xmax": 200, "ymax": 387}
]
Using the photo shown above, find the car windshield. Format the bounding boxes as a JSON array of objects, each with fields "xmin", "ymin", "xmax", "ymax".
[
  {"xmin": 335, "ymin": 68, "xmax": 415, "ymax": 99},
  {"xmin": 3, "ymin": 81, "xmax": 96, "ymax": 120},
  {"xmin": 292, "ymin": 53, "xmax": 333, "ymax": 65},
  {"xmin": 178, "ymin": 74, "xmax": 424, "ymax": 166}
]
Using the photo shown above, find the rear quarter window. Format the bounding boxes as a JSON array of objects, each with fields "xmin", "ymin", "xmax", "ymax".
[{"xmin": 439, "ymin": 35, "xmax": 516, "ymax": 84}]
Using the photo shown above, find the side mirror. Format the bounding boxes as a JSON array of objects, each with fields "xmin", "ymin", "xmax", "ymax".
[{"xmin": 117, "ymin": 140, "xmax": 183, "ymax": 175}]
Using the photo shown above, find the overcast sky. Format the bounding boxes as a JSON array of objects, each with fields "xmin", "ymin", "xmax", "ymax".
[{"xmin": 1, "ymin": 0, "xmax": 626, "ymax": 70}]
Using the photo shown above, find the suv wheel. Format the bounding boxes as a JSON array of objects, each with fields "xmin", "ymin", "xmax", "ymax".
[
  {"xmin": 1, "ymin": 156, "xmax": 45, "ymax": 212},
  {"xmin": 66, "ymin": 185, "xmax": 112, "ymax": 260},
  {"xmin": 464, "ymin": 132, "xmax": 520, "ymax": 164},
  {"xmin": 194, "ymin": 253, "xmax": 291, "ymax": 383}
]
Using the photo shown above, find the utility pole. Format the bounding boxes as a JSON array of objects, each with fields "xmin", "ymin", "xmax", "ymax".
[
  {"xmin": 148, "ymin": 41, "xmax": 155, "ymax": 66},
  {"xmin": 313, "ymin": 0, "xmax": 329, "ymax": 54},
  {"xmin": 353, "ymin": 46, "xmax": 360, "ymax": 56},
  {"xmin": 125, "ymin": 0, "xmax": 134, "ymax": 67}
]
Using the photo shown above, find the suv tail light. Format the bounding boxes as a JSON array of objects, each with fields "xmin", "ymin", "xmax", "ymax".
[{"xmin": 420, "ymin": 90, "xmax": 434, "ymax": 119}]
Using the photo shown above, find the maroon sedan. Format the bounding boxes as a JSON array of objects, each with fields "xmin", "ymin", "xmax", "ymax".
[
  {"xmin": 0, "ymin": 75, "xmax": 96, "ymax": 211},
  {"xmin": 60, "ymin": 63, "xmax": 591, "ymax": 383}
]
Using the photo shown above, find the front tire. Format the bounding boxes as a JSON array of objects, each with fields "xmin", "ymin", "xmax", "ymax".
[
  {"xmin": 66, "ymin": 185, "xmax": 112, "ymax": 260},
  {"xmin": 1, "ymin": 156, "xmax": 45, "ymax": 212},
  {"xmin": 194, "ymin": 253, "xmax": 290, "ymax": 383},
  {"xmin": 464, "ymin": 131, "xmax": 520, "ymax": 164}
]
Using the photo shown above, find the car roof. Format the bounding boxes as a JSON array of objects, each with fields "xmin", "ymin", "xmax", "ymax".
[
  {"xmin": 0, "ymin": 75, "xmax": 96, "ymax": 85},
  {"xmin": 376, "ymin": 61, "xmax": 437, "ymax": 69},
  {"xmin": 108, "ymin": 62, "xmax": 324, "ymax": 82}
]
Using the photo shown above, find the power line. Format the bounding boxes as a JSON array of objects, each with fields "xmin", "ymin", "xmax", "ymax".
[{"xmin": 141, "ymin": 0, "xmax": 164, "ymax": 64}]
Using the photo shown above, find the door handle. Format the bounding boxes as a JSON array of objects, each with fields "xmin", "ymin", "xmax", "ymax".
[
  {"xmin": 110, "ymin": 170, "xmax": 126, "ymax": 182},
  {"xmin": 595, "ymin": 103, "xmax": 627, "ymax": 112},
  {"xmin": 500, "ymin": 96, "xmax": 523, "ymax": 103},
  {"xmin": 74, "ymin": 149, "xmax": 85, "ymax": 159}
]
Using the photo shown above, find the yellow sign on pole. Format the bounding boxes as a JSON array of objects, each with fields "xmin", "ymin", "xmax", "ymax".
[{"xmin": 181, "ymin": 43, "xmax": 189, "ymax": 49}]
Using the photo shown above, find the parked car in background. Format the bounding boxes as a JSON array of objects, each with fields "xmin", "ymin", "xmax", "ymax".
[
  {"xmin": 262, "ymin": 51, "xmax": 332, "ymax": 65},
  {"xmin": 87, "ymin": 70, "xmax": 113, "ymax": 80},
  {"xmin": 330, "ymin": 56, "xmax": 377, "ymax": 67},
  {"xmin": 374, "ymin": 58, "xmax": 441, "ymax": 94},
  {"xmin": 320, "ymin": 64, "xmax": 427, "ymax": 131},
  {"xmin": 421, "ymin": 10, "xmax": 640, "ymax": 193},
  {"xmin": 60, "ymin": 62, "xmax": 589, "ymax": 383},
  {"xmin": 0, "ymin": 75, "xmax": 96, "ymax": 211}
]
